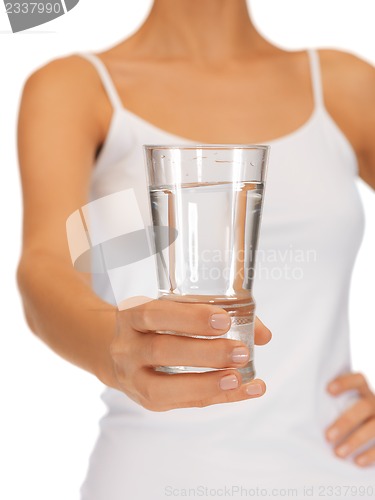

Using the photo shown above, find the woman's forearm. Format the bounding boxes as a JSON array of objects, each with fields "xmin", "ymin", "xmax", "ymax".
[{"xmin": 17, "ymin": 249, "xmax": 119, "ymax": 389}]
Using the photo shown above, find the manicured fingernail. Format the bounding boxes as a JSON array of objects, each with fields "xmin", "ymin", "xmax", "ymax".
[
  {"xmin": 246, "ymin": 383, "xmax": 263, "ymax": 396},
  {"xmin": 210, "ymin": 314, "xmax": 231, "ymax": 330},
  {"xmin": 219, "ymin": 374, "xmax": 239, "ymax": 391},
  {"xmin": 356, "ymin": 456, "xmax": 369, "ymax": 467},
  {"xmin": 232, "ymin": 347, "xmax": 249, "ymax": 364},
  {"xmin": 328, "ymin": 382, "xmax": 340, "ymax": 394},
  {"xmin": 336, "ymin": 444, "xmax": 351, "ymax": 457},
  {"xmin": 326, "ymin": 427, "xmax": 340, "ymax": 441}
]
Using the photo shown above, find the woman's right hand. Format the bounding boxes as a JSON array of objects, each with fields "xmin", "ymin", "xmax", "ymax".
[{"xmin": 110, "ymin": 297, "xmax": 271, "ymax": 411}]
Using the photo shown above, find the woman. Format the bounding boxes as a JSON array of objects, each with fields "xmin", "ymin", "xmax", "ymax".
[{"xmin": 17, "ymin": 0, "xmax": 375, "ymax": 498}]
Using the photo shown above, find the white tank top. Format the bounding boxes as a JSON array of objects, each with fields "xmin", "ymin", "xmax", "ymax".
[{"xmin": 78, "ymin": 50, "xmax": 374, "ymax": 499}]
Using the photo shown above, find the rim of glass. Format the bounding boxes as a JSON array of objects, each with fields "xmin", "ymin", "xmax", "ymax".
[{"xmin": 143, "ymin": 144, "xmax": 270, "ymax": 151}]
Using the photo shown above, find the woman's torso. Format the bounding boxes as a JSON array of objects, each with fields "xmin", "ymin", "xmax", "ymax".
[{"xmin": 78, "ymin": 48, "xmax": 374, "ymax": 499}]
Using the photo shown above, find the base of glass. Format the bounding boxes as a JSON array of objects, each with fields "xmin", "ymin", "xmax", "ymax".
[{"xmin": 155, "ymin": 360, "xmax": 255, "ymax": 383}]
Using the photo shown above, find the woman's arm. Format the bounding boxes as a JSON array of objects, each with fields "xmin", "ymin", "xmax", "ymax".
[
  {"xmin": 17, "ymin": 57, "xmax": 271, "ymax": 409},
  {"xmin": 17, "ymin": 56, "xmax": 120, "ymax": 387},
  {"xmin": 321, "ymin": 50, "xmax": 375, "ymax": 466}
]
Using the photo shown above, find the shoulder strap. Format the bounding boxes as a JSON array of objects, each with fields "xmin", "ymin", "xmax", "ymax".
[
  {"xmin": 307, "ymin": 49, "xmax": 324, "ymax": 108},
  {"xmin": 78, "ymin": 52, "xmax": 123, "ymax": 110}
]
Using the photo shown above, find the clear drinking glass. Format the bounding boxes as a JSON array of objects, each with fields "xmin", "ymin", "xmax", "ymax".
[{"xmin": 144, "ymin": 145, "xmax": 269, "ymax": 382}]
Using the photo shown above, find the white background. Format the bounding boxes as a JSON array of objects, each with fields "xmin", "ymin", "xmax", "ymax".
[{"xmin": 0, "ymin": 1, "xmax": 374, "ymax": 499}]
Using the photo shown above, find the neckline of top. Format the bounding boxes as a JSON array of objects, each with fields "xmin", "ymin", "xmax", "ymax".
[
  {"xmin": 84, "ymin": 49, "xmax": 357, "ymax": 169},
  {"xmin": 86, "ymin": 48, "xmax": 323, "ymax": 147},
  {"xmin": 114, "ymin": 102, "xmax": 321, "ymax": 146},
  {"xmin": 95, "ymin": 102, "xmax": 357, "ymax": 176}
]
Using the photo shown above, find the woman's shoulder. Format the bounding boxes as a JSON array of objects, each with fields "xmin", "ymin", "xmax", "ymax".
[
  {"xmin": 318, "ymin": 48, "xmax": 374, "ymax": 93},
  {"xmin": 23, "ymin": 53, "xmax": 102, "ymax": 104},
  {"xmin": 317, "ymin": 48, "xmax": 375, "ymax": 169},
  {"xmin": 21, "ymin": 53, "xmax": 109, "ymax": 145}
]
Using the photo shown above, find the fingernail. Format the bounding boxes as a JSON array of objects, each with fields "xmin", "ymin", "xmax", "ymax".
[
  {"xmin": 210, "ymin": 313, "xmax": 231, "ymax": 330},
  {"xmin": 232, "ymin": 347, "xmax": 249, "ymax": 364},
  {"xmin": 356, "ymin": 456, "xmax": 369, "ymax": 467},
  {"xmin": 219, "ymin": 374, "xmax": 239, "ymax": 391},
  {"xmin": 336, "ymin": 444, "xmax": 351, "ymax": 457},
  {"xmin": 326, "ymin": 427, "xmax": 340, "ymax": 441},
  {"xmin": 246, "ymin": 383, "xmax": 263, "ymax": 397}
]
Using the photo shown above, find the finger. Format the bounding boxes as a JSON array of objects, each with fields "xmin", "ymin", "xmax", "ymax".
[
  {"xmin": 254, "ymin": 316, "xmax": 272, "ymax": 346},
  {"xmin": 326, "ymin": 399, "xmax": 375, "ymax": 444},
  {"xmin": 327, "ymin": 372, "xmax": 371, "ymax": 398},
  {"xmin": 139, "ymin": 332, "xmax": 251, "ymax": 369},
  {"xmin": 334, "ymin": 418, "xmax": 375, "ymax": 459},
  {"xmin": 355, "ymin": 446, "xmax": 375, "ymax": 467},
  {"xmin": 134, "ymin": 368, "xmax": 266, "ymax": 411},
  {"xmin": 129, "ymin": 299, "xmax": 232, "ymax": 337},
  {"xmin": 129, "ymin": 300, "xmax": 272, "ymax": 345}
]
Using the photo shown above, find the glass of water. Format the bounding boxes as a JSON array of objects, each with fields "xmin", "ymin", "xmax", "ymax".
[{"xmin": 144, "ymin": 145, "xmax": 269, "ymax": 382}]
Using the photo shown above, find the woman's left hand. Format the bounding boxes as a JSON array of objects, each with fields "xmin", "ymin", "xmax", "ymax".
[{"xmin": 325, "ymin": 372, "xmax": 375, "ymax": 467}]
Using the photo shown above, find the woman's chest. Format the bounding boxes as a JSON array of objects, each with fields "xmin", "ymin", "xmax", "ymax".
[{"xmin": 101, "ymin": 55, "xmax": 315, "ymax": 144}]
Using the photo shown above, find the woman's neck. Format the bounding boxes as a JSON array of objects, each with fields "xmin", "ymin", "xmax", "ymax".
[{"xmin": 124, "ymin": 0, "xmax": 268, "ymax": 64}]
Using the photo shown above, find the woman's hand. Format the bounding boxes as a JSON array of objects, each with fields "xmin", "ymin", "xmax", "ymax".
[
  {"xmin": 326, "ymin": 372, "xmax": 375, "ymax": 467},
  {"xmin": 110, "ymin": 297, "xmax": 271, "ymax": 411}
]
